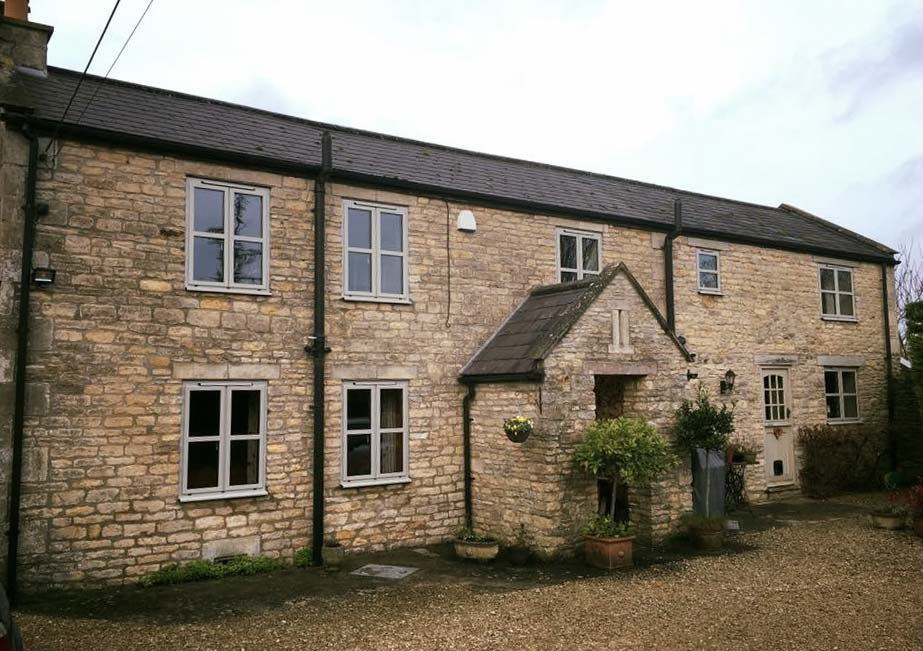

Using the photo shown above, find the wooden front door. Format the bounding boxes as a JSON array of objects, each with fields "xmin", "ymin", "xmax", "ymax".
[{"xmin": 761, "ymin": 368, "xmax": 795, "ymax": 486}]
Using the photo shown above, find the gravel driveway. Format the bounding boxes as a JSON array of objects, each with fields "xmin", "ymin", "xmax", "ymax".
[{"xmin": 17, "ymin": 494, "xmax": 923, "ymax": 650}]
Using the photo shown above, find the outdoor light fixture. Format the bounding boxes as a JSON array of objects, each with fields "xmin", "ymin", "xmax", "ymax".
[
  {"xmin": 721, "ymin": 369, "xmax": 737, "ymax": 394},
  {"xmin": 31, "ymin": 267, "xmax": 56, "ymax": 286},
  {"xmin": 686, "ymin": 370, "xmax": 698, "ymax": 381},
  {"xmin": 456, "ymin": 209, "xmax": 477, "ymax": 232}
]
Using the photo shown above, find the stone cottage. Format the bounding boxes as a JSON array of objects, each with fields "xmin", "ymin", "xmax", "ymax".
[{"xmin": 0, "ymin": 6, "xmax": 899, "ymax": 589}]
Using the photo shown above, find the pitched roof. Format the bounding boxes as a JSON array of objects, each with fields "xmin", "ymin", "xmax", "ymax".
[
  {"xmin": 0, "ymin": 67, "xmax": 895, "ymax": 262},
  {"xmin": 460, "ymin": 264, "xmax": 693, "ymax": 381}
]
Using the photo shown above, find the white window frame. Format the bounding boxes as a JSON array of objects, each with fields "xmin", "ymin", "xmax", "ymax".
[
  {"xmin": 179, "ymin": 381, "xmax": 268, "ymax": 502},
  {"xmin": 696, "ymin": 249, "xmax": 722, "ymax": 294},
  {"xmin": 185, "ymin": 178, "xmax": 271, "ymax": 295},
  {"xmin": 342, "ymin": 200, "xmax": 410, "ymax": 303},
  {"xmin": 341, "ymin": 381, "xmax": 410, "ymax": 488},
  {"xmin": 818, "ymin": 264, "xmax": 856, "ymax": 321},
  {"xmin": 555, "ymin": 228, "xmax": 602, "ymax": 283},
  {"xmin": 824, "ymin": 367, "xmax": 861, "ymax": 423},
  {"xmin": 761, "ymin": 368, "xmax": 791, "ymax": 426}
]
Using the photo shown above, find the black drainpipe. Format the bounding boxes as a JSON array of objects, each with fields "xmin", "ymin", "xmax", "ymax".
[
  {"xmin": 461, "ymin": 382, "xmax": 476, "ymax": 530},
  {"xmin": 308, "ymin": 132, "xmax": 332, "ymax": 564},
  {"xmin": 881, "ymin": 263, "xmax": 896, "ymax": 469},
  {"xmin": 7, "ymin": 124, "xmax": 39, "ymax": 604},
  {"xmin": 664, "ymin": 199, "xmax": 682, "ymax": 331}
]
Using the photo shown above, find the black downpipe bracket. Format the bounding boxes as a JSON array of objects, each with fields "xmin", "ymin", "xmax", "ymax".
[
  {"xmin": 664, "ymin": 199, "xmax": 682, "ymax": 332},
  {"xmin": 7, "ymin": 125, "xmax": 39, "ymax": 604},
  {"xmin": 881, "ymin": 263, "xmax": 896, "ymax": 469},
  {"xmin": 462, "ymin": 382, "xmax": 476, "ymax": 530},
  {"xmin": 309, "ymin": 132, "xmax": 333, "ymax": 564}
]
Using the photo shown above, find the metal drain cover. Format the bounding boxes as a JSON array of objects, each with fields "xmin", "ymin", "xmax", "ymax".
[{"xmin": 351, "ymin": 564, "xmax": 419, "ymax": 579}]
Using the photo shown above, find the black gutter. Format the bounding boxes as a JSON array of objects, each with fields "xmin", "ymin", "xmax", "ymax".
[
  {"xmin": 461, "ymin": 382, "xmax": 476, "ymax": 530},
  {"xmin": 308, "ymin": 132, "xmax": 332, "ymax": 564},
  {"xmin": 6, "ymin": 124, "xmax": 38, "ymax": 605},
  {"xmin": 664, "ymin": 199, "xmax": 682, "ymax": 331},
  {"xmin": 881, "ymin": 264, "xmax": 896, "ymax": 469}
]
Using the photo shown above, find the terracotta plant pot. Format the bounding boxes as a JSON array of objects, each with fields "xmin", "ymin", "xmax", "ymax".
[
  {"xmin": 584, "ymin": 535, "xmax": 635, "ymax": 570},
  {"xmin": 870, "ymin": 512, "xmax": 906, "ymax": 530},
  {"xmin": 914, "ymin": 517, "xmax": 923, "ymax": 538},
  {"xmin": 690, "ymin": 526, "xmax": 724, "ymax": 551},
  {"xmin": 322, "ymin": 544, "xmax": 345, "ymax": 568},
  {"xmin": 454, "ymin": 538, "xmax": 499, "ymax": 561}
]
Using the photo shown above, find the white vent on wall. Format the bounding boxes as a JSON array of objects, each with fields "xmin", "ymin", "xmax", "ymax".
[{"xmin": 457, "ymin": 209, "xmax": 477, "ymax": 232}]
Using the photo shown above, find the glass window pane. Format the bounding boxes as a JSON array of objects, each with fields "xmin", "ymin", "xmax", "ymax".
[
  {"xmin": 380, "ymin": 212, "xmax": 403, "ymax": 252},
  {"xmin": 843, "ymin": 396, "xmax": 858, "ymax": 419},
  {"xmin": 842, "ymin": 371, "xmax": 856, "ymax": 394},
  {"xmin": 348, "ymin": 207, "xmax": 372, "ymax": 249},
  {"xmin": 188, "ymin": 390, "xmax": 221, "ymax": 437},
  {"xmin": 194, "ymin": 188, "xmax": 224, "ymax": 233},
  {"xmin": 559, "ymin": 234, "xmax": 577, "ymax": 270},
  {"xmin": 348, "ymin": 252, "xmax": 372, "ymax": 292},
  {"xmin": 826, "ymin": 395, "xmax": 841, "ymax": 419},
  {"xmin": 821, "ymin": 292, "xmax": 837, "ymax": 315},
  {"xmin": 231, "ymin": 390, "xmax": 261, "ymax": 435},
  {"xmin": 699, "ymin": 272, "xmax": 719, "ymax": 289},
  {"xmin": 233, "ymin": 241, "xmax": 263, "ymax": 285},
  {"xmin": 187, "ymin": 441, "xmax": 219, "ymax": 489},
  {"xmin": 820, "ymin": 268, "xmax": 836, "ymax": 291},
  {"xmin": 346, "ymin": 434, "xmax": 371, "ymax": 477},
  {"xmin": 763, "ymin": 376, "xmax": 771, "ymax": 390},
  {"xmin": 837, "ymin": 270, "xmax": 853, "ymax": 293},
  {"xmin": 233, "ymin": 193, "xmax": 263, "ymax": 237},
  {"xmin": 764, "ymin": 405, "xmax": 771, "ymax": 420},
  {"xmin": 839, "ymin": 293, "xmax": 854, "ymax": 317},
  {"xmin": 698, "ymin": 253, "xmax": 718, "ymax": 271},
  {"xmin": 582, "ymin": 237, "xmax": 599, "ymax": 272},
  {"xmin": 193, "ymin": 237, "xmax": 224, "ymax": 282},
  {"xmin": 229, "ymin": 439, "xmax": 261, "ymax": 486},
  {"xmin": 381, "ymin": 255, "xmax": 403, "ymax": 295},
  {"xmin": 560, "ymin": 271, "xmax": 578, "ymax": 283},
  {"xmin": 824, "ymin": 371, "xmax": 839, "ymax": 395},
  {"xmin": 346, "ymin": 389, "xmax": 372, "ymax": 431},
  {"xmin": 380, "ymin": 431, "xmax": 404, "ymax": 474},
  {"xmin": 380, "ymin": 388, "xmax": 403, "ymax": 429}
]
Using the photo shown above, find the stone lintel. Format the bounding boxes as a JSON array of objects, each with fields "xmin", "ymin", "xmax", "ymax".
[
  {"xmin": 754, "ymin": 354, "xmax": 798, "ymax": 367},
  {"xmin": 588, "ymin": 361, "xmax": 656, "ymax": 376},
  {"xmin": 816, "ymin": 355, "xmax": 865, "ymax": 367},
  {"xmin": 331, "ymin": 365, "xmax": 418, "ymax": 380},
  {"xmin": 172, "ymin": 362, "xmax": 281, "ymax": 380}
]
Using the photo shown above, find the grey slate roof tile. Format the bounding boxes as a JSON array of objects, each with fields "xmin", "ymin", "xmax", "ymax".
[{"xmin": 0, "ymin": 67, "xmax": 894, "ymax": 261}]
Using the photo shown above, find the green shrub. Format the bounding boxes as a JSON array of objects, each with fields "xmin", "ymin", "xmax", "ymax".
[
  {"xmin": 675, "ymin": 390, "xmax": 735, "ymax": 453},
  {"xmin": 797, "ymin": 424, "xmax": 881, "ymax": 497},
  {"xmin": 140, "ymin": 555, "xmax": 283, "ymax": 587},
  {"xmin": 293, "ymin": 546, "xmax": 313, "ymax": 568},
  {"xmin": 582, "ymin": 515, "xmax": 631, "ymax": 538}
]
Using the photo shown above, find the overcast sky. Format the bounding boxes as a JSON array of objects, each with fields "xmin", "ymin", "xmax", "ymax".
[{"xmin": 31, "ymin": 0, "xmax": 923, "ymax": 255}]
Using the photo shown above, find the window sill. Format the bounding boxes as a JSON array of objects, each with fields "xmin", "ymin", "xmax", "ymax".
[
  {"xmin": 697, "ymin": 289, "xmax": 723, "ymax": 296},
  {"xmin": 186, "ymin": 284, "xmax": 272, "ymax": 297},
  {"xmin": 826, "ymin": 419, "xmax": 863, "ymax": 425},
  {"xmin": 340, "ymin": 476, "xmax": 411, "ymax": 489},
  {"xmin": 342, "ymin": 295, "xmax": 413, "ymax": 306},
  {"xmin": 179, "ymin": 488, "xmax": 268, "ymax": 503},
  {"xmin": 821, "ymin": 315, "xmax": 858, "ymax": 323}
]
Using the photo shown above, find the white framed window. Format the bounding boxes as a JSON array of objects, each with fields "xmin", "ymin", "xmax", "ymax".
[
  {"xmin": 696, "ymin": 249, "xmax": 721, "ymax": 293},
  {"xmin": 819, "ymin": 265, "xmax": 855, "ymax": 319},
  {"xmin": 761, "ymin": 369, "xmax": 791, "ymax": 425},
  {"xmin": 342, "ymin": 381, "xmax": 410, "ymax": 487},
  {"xmin": 824, "ymin": 368, "xmax": 860, "ymax": 422},
  {"xmin": 556, "ymin": 228, "xmax": 601, "ymax": 283},
  {"xmin": 186, "ymin": 178, "xmax": 270, "ymax": 294},
  {"xmin": 180, "ymin": 381, "xmax": 268, "ymax": 501},
  {"xmin": 343, "ymin": 200, "xmax": 409, "ymax": 302}
]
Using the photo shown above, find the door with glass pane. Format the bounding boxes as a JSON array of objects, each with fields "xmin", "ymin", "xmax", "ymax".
[{"xmin": 761, "ymin": 368, "xmax": 795, "ymax": 486}]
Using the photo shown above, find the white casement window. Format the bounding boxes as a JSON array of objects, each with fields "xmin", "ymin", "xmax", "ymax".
[
  {"xmin": 824, "ymin": 368, "xmax": 860, "ymax": 422},
  {"xmin": 180, "ymin": 381, "xmax": 268, "ymax": 501},
  {"xmin": 186, "ymin": 178, "xmax": 271, "ymax": 294},
  {"xmin": 342, "ymin": 381, "xmax": 409, "ymax": 487},
  {"xmin": 696, "ymin": 249, "xmax": 721, "ymax": 293},
  {"xmin": 819, "ymin": 265, "xmax": 855, "ymax": 319},
  {"xmin": 343, "ymin": 200, "xmax": 409, "ymax": 301},
  {"xmin": 556, "ymin": 228, "xmax": 601, "ymax": 283}
]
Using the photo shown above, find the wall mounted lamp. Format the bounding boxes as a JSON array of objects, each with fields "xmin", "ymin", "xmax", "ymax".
[
  {"xmin": 31, "ymin": 267, "xmax": 56, "ymax": 286},
  {"xmin": 720, "ymin": 369, "xmax": 736, "ymax": 394}
]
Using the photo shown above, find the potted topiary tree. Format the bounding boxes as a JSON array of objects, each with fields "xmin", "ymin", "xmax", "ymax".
[
  {"xmin": 675, "ymin": 390, "xmax": 735, "ymax": 550},
  {"xmin": 573, "ymin": 417, "xmax": 676, "ymax": 569}
]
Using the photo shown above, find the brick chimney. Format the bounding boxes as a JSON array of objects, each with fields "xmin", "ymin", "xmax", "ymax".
[{"xmin": 0, "ymin": 0, "xmax": 53, "ymax": 81}]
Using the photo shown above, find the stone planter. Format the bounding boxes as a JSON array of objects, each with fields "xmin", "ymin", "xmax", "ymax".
[
  {"xmin": 690, "ymin": 526, "xmax": 724, "ymax": 551},
  {"xmin": 914, "ymin": 517, "xmax": 923, "ymax": 538},
  {"xmin": 870, "ymin": 511, "xmax": 906, "ymax": 530},
  {"xmin": 454, "ymin": 538, "xmax": 499, "ymax": 561},
  {"xmin": 322, "ymin": 544, "xmax": 346, "ymax": 568},
  {"xmin": 584, "ymin": 535, "xmax": 634, "ymax": 570}
]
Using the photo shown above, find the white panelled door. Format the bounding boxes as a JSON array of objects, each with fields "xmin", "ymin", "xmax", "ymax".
[{"xmin": 761, "ymin": 368, "xmax": 795, "ymax": 486}]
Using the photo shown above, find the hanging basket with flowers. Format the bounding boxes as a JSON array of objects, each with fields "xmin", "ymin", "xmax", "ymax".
[{"xmin": 503, "ymin": 416, "xmax": 534, "ymax": 443}]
